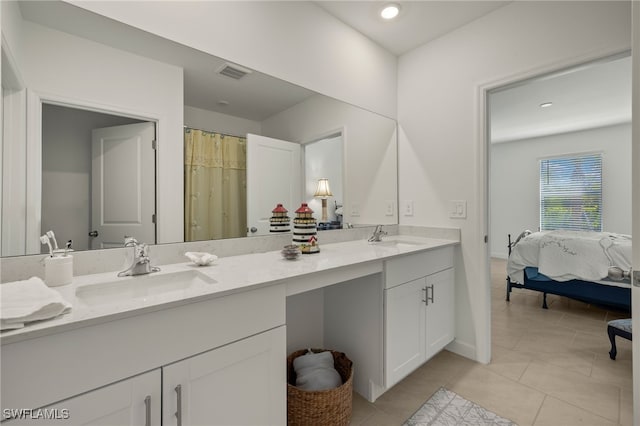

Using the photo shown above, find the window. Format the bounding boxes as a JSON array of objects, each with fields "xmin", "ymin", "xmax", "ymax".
[{"xmin": 539, "ymin": 153, "xmax": 602, "ymax": 231}]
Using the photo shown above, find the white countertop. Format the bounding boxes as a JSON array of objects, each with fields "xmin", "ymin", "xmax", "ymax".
[{"xmin": 1, "ymin": 235, "xmax": 457, "ymax": 345}]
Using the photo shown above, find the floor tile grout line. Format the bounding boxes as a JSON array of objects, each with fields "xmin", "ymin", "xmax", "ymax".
[{"xmin": 530, "ymin": 394, "xmax": 547, "ymax": 426}]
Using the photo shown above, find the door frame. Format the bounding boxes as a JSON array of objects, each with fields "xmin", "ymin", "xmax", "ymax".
[
  {"xmin": 478, "ymin": 48, "xmax": 633, "ymax": 366},
  {"xmin": 631, "ymin": 2, "xmax": 639, "ymax": 423},
  {"xmin": 1, "ymin": 35, "xmax": 27, "ymax": 256},
  {"xmin": 300, "ymin": 126, "xmax": 346, "ymax": 222},
  {"xmin": 25, "ymin": 90, "xmax": 160, "ymax": 254}
]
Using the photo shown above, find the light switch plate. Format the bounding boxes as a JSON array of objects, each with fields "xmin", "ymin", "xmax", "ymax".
[
  {"xmin": 385, "ymin": 200, "xmax": 394, "ymax": 216},
  {"xmin": 351, "ymin": 203, "xmax": 360, "ymax": 217},
  {"xmin": 449, "ymin": 200, "xmax": 467, "ymax": 219},
  {"xmin": 403, "ymin": 200, "xmax": 413, "ymax": 216}
]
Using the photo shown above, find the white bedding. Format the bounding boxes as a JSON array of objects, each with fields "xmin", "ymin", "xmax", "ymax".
[{"xmin": 507, "ymin": 230, "xmax": 632, "ymax": 284}]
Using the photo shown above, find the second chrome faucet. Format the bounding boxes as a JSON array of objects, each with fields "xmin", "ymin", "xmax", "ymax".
[{"xmin": 368, "ymin": 225, "xmax": 388, "ymax": 243}]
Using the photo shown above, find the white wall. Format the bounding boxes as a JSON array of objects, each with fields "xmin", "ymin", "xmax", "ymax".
[
  {"xmin": 68, "ymin": 0, "xmax": 397, "ymax": 119},
  {"xmin": 184, "ymin": 105, "xmax": 261, "ymax": 137},
  {"xmin": 262, "ymin": 94, "xmax": 398, "ymax": 227},
  {"xmin": 1, "ymin": 1, "xmax": 24, "ymax": 68},
  {"xmin": 16, "ymin": 19, "xmax": 184, "ymax": 245},
  {"xmin": 398, "ymin": 1, "xmax": 631, "ymax": 363},
  {"xmin": 491, "ymin": 124, "xmax": 632, "ymax": 258},
  {"xmin": 41, "ymin": 104, "xmax": 142, "ymax": 252}
]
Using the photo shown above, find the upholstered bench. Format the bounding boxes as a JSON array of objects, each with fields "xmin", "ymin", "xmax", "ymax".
[{"xmin": 607, "ymin": 318, "xmax": 632, "ymax": 360}]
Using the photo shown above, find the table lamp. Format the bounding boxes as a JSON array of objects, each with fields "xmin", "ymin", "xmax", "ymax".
[{"xmin": 313, "ymin": 178, "xmax": 333, "ymax": 223}]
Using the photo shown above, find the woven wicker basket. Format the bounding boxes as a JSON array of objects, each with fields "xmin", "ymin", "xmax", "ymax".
[{"xmin": 286, "ymin": 349, "xmax": 353, "ymax": 426}]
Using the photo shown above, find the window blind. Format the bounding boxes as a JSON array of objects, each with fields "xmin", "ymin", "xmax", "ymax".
[{"xmin": 539, "ymin": 154, "xmax": 602, "ymax": 231}]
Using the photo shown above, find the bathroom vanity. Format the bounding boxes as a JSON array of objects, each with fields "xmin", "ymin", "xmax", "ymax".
[{"xmin": 1, "ymin": 234, "xmax": 458, "ymax": 425}]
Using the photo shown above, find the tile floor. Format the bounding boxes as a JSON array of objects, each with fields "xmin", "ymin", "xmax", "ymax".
[{"xmin": 350, "ymin": 258, "xmax": 633, "ymax": 425}]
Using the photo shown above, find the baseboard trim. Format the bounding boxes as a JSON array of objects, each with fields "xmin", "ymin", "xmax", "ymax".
[{"xmin": 446, "ymin": 339, "xmax": 478, "ymax": 362}]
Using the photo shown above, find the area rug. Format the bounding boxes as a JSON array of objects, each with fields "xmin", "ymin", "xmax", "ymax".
[{"xmin": 403, "ymin": 387, "xmax": 517, "ymax": 426}]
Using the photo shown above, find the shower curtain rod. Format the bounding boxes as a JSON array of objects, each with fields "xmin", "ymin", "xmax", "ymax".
[{"xmin": 183, "ymin": 125, "xmax": 245, "ymax": 139}]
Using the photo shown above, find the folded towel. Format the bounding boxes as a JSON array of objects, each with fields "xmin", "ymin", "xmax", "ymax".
[
  {"xmin": 1, "ymin": 277, "xmax": 72, "ymax": 330},
  {"xmin": 293, "ymin": 350, "xmax": 342, "ymax": 391}
]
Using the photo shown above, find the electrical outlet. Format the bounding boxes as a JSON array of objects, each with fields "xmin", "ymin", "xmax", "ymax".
[
  {"xmin": 351, "ymin": 203, "xmax": 360, "ymax": 217},
  {"xmin": 403, "ymin": 200, "xmax": 413, "ymax": 216},
  {"xmin": 385, "ymin": 200, "xmax": 394, "ymax": 216}
]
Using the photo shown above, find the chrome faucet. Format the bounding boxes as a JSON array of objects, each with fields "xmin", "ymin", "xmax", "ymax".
[
  {"xmin": 118, "ymin": 237, "xmax": 160, "ymax": 277},
  {"xmin": 368, "ymin": 225, "xmax": 388, "ymax": 242}
]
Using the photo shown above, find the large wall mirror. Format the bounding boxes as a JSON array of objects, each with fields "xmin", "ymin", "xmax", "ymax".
[{"xmin": 1, "ymin": 0, "xmax": 398, "ymax": 257}]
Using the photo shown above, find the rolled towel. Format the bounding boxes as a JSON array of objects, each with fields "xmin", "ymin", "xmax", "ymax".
[
  {"xmin": 1, "ymin": 277, "xmax": 71, "ymax": 330},
  {"xmin": 293, "ymin": 350, "xmax": 342, "ymax": 391}
]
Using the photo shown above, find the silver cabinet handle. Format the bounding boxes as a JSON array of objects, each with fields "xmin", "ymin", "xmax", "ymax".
[
  {"xmin": 422, "ymin": 287, "xmax": 428, "ymax": 305},
  {"xmin": 175, "ymin": 385, "xmax": 182, "ymax": 426},
  {"xmin": 427, "ymin": 284, "xmax": 435, "ymax": 305},
  {"xmin": 88, "ymin": 230, "xmax": 99, "ymax": 237},
  {"xmin": 144, "ymin": 395, "xmax": 151, "ymax": 426}
]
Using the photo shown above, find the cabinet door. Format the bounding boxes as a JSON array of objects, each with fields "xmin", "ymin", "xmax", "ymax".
[
  {"xmin": 425, "ymin": 268, "xmax": 455, "ymax": 360},
  {"xmin": 162, "ymin": 326, "xmax": 286, "ymax": 426},
  {"xmin": 5, "ymin": 370, "xmax": 160, "ymax": 425},
  {"xmin": 384, "ymin": 277, "xmax": 426, "ymax": 387}
]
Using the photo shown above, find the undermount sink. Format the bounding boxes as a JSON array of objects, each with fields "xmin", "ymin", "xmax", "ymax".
[
  {"xmin": 369, "ymin": 237, "xmax": 425, "ymax": 249},
  {"xmin": 75, "ymin": 269, "xmax": 217, "ymax": 307}
]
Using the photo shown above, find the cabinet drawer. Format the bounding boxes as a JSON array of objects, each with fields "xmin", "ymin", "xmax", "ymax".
[{"xmin": 385, "ymin": 246, "xmax": 453, "ymax": 288}]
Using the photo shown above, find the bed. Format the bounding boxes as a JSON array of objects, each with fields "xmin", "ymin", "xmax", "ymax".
[{"xmin": 506, "ymin": 230, "xmax": 632, "ymax": 311}]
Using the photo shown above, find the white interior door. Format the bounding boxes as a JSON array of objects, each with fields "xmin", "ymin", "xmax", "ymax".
[
  {"xmin": 246, "ymin": 134, "xmax": 301, "ymax": 236},
  {"xmin": 631, "ymin": 3, "xmax": 639, "ymax": 423},
  {"xmin": 91, "ymin": 122, "xmax": 156, "ymax": 249}
]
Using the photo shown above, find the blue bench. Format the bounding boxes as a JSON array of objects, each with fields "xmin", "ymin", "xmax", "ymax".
[{"xmin": 607, "ymin": 319, "xmax": 632, "ymax": 360}]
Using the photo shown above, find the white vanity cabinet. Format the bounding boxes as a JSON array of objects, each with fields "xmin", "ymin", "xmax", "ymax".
[
  {"xmin": 8, "ymin": 327, "xmax": 285, "ymax": 426},
  {"xmin": 384, "ymin": 247, "xmax": 454, "ymax": 387},
  {"xmin": 1, "ymin": 285, "xmax": 286, "ymax": 426},
  {"xmin": 162, "ymin": 326, "xmax": 286, "ymax": 426},
  {"xmin": 6, "ymin": 370, "xmax": 161, "ymax": 425}
]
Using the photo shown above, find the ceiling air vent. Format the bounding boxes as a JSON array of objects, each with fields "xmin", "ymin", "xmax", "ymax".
[{"xmin": 216, "ymin": 63, "xmax": 253, "ymax": 80}]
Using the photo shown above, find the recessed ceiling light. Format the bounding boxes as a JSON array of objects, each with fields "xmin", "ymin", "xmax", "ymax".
[
  {"xmin": 218, "ymin": 100, "xmax": 230, "ymax": 106},
  {"xmin": 539, "ymin": 102, "xmax": 553, "ymax": 108},
  {"xmin": 380, "ymin": 4, "xmax": 400, "ymax": 20}
]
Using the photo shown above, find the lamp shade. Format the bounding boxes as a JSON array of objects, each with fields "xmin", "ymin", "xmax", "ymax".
[{"xmin": 313, "ymin": 178, "xmax": 333, "ymax": 198}]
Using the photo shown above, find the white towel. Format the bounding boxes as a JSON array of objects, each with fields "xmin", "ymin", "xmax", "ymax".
[
  {"xmin": 293, "ymin": 350, "xmax": 342, "ymax": 391},
  {"xmin": 1, "ymin": 277, "xmax": 72, "ymax": 330}
]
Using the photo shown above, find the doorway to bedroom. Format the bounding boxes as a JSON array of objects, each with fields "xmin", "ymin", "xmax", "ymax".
[{"xmin": 486, "ymin": 52, "xmax": 633, "ymax": 424}]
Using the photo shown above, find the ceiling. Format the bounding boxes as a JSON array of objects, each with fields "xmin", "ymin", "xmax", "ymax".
[
  {"xmin": 314, "ymin": 1, "xmax": 510, "ymax": 56},
  {"xmin": 19, "ymin": 1, "xmax": 631, "ymax": 137},
  {"xmin": 18, "ymin": 1, "xmax": 317, "ymax": 122},
  {"xmin": 490, "ymin": 55, "xmax": 631, "ymax": 143}
]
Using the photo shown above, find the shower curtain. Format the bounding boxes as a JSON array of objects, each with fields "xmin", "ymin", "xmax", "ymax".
[{"xmin": 184, "ymin": 128, "xmax": 247, "ymax": 241}]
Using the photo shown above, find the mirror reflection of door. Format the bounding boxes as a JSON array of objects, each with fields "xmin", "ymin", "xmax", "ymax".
[
  {"xmin": 91, "ymin": 122, "xmax": 156, "ymax": 249},
  {"xmin": 41, "ymin": 104, "xmax": 155, "ymax": 252},
  {"xmin": 246, "ymin": 134, "xmax": 301, "ymax": 236}
]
